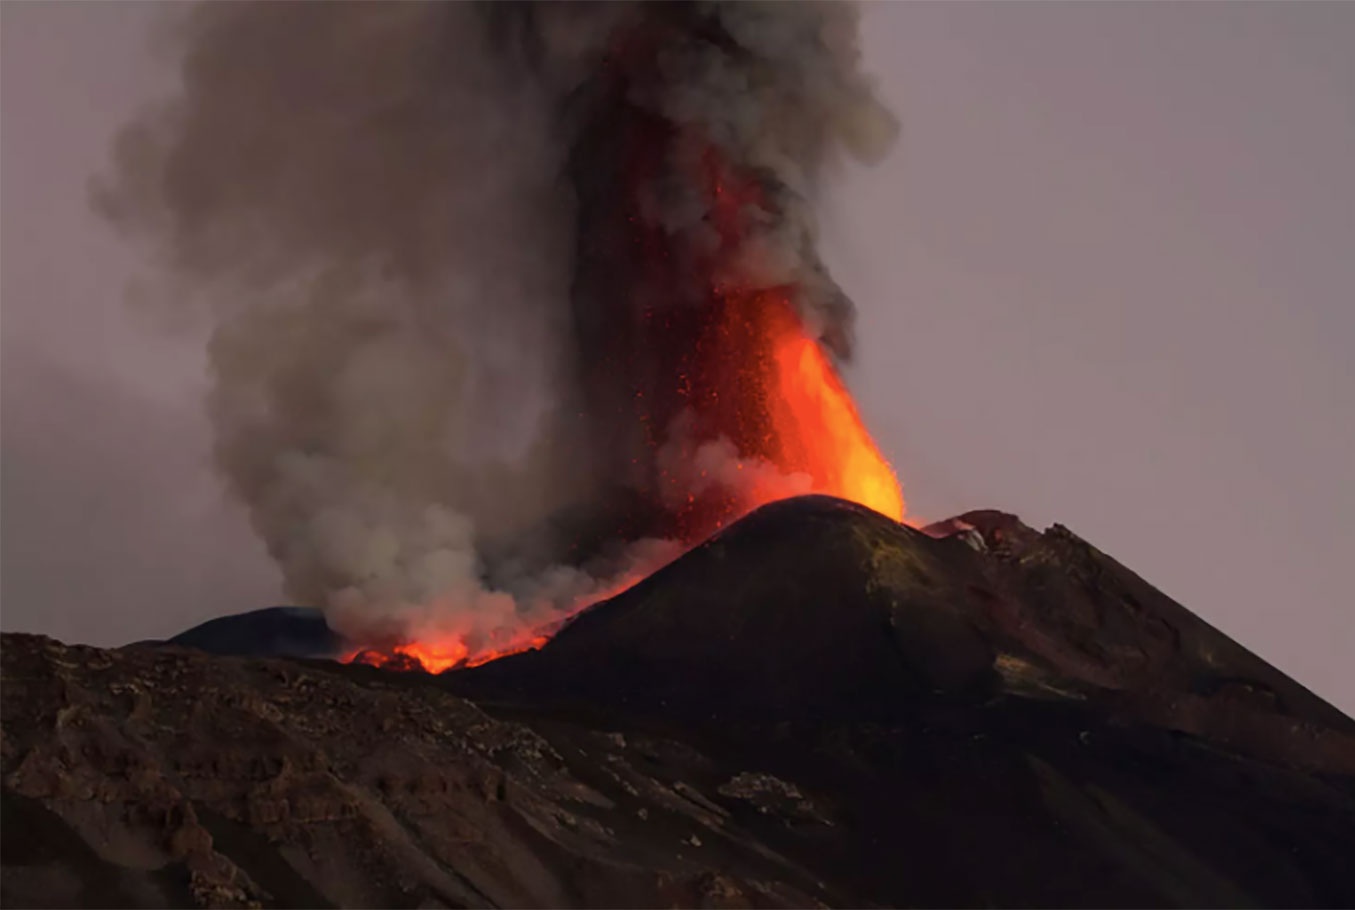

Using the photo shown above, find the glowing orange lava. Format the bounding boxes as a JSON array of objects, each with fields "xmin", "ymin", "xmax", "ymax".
[
  {"xmin": 345, "ymin": 636, "xmax": 547, "ymax": 675},
  {"xmin": 658, "ymin": 283, "xmax": 905, "ymax": 537},
  {"xmin": 761, "ymin": 298, "xmax": 904, "ymax": 521},
  {"xmin": 680, "ymin": 144, "xmax": 904, "ymax": 527},
  {"xmin": 340, "ymin": 571, "xmax": 653, "ymax": 675}
]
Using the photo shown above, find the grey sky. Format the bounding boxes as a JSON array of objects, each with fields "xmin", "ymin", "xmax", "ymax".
[{"xmin": 2, "ymin": 3, "xmax": 1352, "ymax": 712}]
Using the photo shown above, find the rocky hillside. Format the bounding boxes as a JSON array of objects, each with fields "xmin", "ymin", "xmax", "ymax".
[{"xmin": 4, "ymin": 496, "xmax": 1353, "ymax": 908}]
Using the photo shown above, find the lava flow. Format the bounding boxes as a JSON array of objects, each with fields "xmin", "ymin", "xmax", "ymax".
[
  {"xmin": 341, "ymin": 571, "xmax": 653, "ymax": 674},
  {"xmin": 345, "ymin": 638, "xmax": 545, "ymax": 675}
]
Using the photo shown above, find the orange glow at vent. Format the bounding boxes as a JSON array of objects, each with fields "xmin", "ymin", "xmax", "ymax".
[
  {"xmin": 762, "ymin": 299, "xmax": 903, "ymax": 522},
  {"xmin": 345, "ymin": 637, "xmax": 546, "ymax": 675}
]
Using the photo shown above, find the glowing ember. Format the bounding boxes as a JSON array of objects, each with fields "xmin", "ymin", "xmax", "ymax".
[
  {"xmin": 341, "ymin": 570, "xmax": 653, "ymax": 675},
  {"xmin": 344, "ymin": 637, "xmax": 546, "ymax": 675},
  {"xmin": 651, "ymin": 144, "xmax": 905, "ymax": 541}
]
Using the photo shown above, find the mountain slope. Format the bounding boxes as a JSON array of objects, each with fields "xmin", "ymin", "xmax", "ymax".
[
  {"xmin": 3, "ymin": 496, "xmax": 1353, "ymax": 908},
  {"xmin": 456, "ymin": 496, "xmax": 1352, "ymax": 771},
  {"xmin": 158, "ymin": 606, "xmax": 341, "ymax": 660}
]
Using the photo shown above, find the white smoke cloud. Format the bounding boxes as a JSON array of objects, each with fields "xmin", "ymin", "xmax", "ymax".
[
  {"xmin": 93, "ymin": 4, "xmax": 644, "ymax": 654},
  {"xmin": 94, "ymin": 1, "xmax": 894, "ymax": 658},
  {"xmin": 656, "ymin": 410, "xmax": 814, "ymax": 515}
]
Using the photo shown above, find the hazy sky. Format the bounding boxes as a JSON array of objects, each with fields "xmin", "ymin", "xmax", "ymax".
[{"xmin": 2, "ymin": 3, "xmax": 1352, "ymax": 712}]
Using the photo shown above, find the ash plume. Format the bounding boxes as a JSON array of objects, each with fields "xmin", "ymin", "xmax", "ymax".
[{"xmin": 95, "ymin": 1, "xmax": 896, "ymax": 656}]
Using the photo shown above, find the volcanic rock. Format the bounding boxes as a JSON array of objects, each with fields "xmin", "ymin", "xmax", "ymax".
[{"xmin": 4, "ymin": 495, "xmax": 1353, "ymax": 908}]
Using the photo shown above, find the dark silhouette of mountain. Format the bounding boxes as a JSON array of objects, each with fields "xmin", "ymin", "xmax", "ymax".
[
  {"xmin": 3, "ymin": 496, "xmax": 1352, "ymax": 908},
  {"xmin": 157, "ymin": 606, "xmax": 342, "ymax": 660},
  {"xmin": 457, "ymin": 497, "xmax": 1351, "ymax": 766}
]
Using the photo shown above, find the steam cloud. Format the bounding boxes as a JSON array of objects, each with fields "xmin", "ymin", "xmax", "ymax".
[{"xmin": 95, "ymin": 2, "xmax": 895, "ymax": 655}]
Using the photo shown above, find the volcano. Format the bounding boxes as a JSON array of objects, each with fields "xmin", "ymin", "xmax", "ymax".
[
  {"xmin": 4, "ymin": 496, "xmax": 1353, "ymax": 908},
  {"xmin": 26, "ymin": 3, "xmax": 1349, "ymax": 906}
]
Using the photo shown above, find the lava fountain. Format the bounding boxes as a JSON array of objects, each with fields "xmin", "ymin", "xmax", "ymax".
[
  {"xmin": 652, "ymin": 147, "xmax": 904, "ymax": 540},
  {"xmin": 564, "ymin": 12, "xmax": 906, "ymax": 550}
]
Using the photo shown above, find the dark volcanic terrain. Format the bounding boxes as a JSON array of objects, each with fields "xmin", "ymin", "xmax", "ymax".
[{"xmin": 3, "ymin": 496, "xmax": 1353, "ymax": 908}]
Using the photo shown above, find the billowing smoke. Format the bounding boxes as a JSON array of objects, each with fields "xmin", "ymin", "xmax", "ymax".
[{"xmin": 96, "ymin": 2, "xmax": 897, "ymax": 660}]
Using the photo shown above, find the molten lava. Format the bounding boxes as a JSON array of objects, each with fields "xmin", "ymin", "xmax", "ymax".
[
  {"xmin": 647, "ymin": 143, "xmax": 905, "ymax": 541},
  {"xmin": 346, "ymin": 637, "xmax": 547, "ymax": 675},
  {"xmin": 656, "ymin": 285, "xmax": 903, "ymax": 539},
  {"xmin": 761, "ymin": 297, "xmax": 903, "ymax": 522},
  {"xmin": 341, "ymin": 571, "xmax": 654, "ymax": 675}
]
